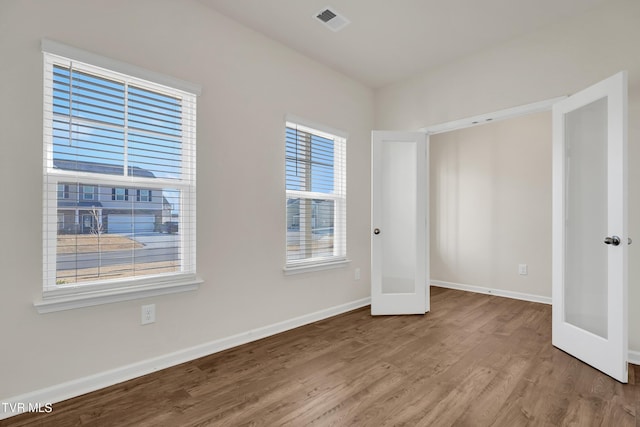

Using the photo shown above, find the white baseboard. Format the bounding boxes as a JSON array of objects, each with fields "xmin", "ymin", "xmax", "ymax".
[
  {"xmin": 431, "ymin": 280, "xmax": 552, "ymax": 305},
  {"xmin": 629, "ymin": 350, "xmax": 640, "ymax": 365},
  {"xmin": 0, "ymin": 297, "xmax": 370, "ymax": 421}
]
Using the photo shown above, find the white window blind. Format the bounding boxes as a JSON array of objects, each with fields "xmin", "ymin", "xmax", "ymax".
[
  {"xmin": 285, "ymin": 121, "xmax": 346, "ymax": 267},
  {"xmin": 43, "ymin": 51, "xmax": 197, "ymax": 294}
]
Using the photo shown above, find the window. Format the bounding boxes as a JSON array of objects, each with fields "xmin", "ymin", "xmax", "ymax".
[
  {"xmin": 82, "ymin": 185, "xmax": 95, "ymax": 200},
  {"xmin": 285, "ymin": 119, "xmax": 347, "ymax": 271},
  {"xmin": 112, "ymin": 188, "xmax": 128, "ymax": 201},
  {"xmin": 57, "ymin": 184, "xmax": 69, "ymax": 199},
  {"xmin": 137, "ymin": 189, "xmax": 152, "ymax": 202},
  {"xmin": 40, "ymin": 40, "xmax": 200, "ymax": 311}
]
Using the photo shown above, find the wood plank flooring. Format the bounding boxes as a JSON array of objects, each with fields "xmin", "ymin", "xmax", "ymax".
[{"xmin": 4, "ymin": 287, "xmax": 639, "ymax": 426}]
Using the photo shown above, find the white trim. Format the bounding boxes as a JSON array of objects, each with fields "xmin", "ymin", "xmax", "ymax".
[
  {"xmin": 283, "ymin": 258, "xmax": 351, "ymax": 275},
  {"xmin": 431, "ymin": 280, "xmax": 552, "ymax": 305},
  {"xmin": 421, "ymin": 96, "xmax": 566, "ymax": 135},
  {"xmin": 285, "ymin": 114, "xmax": 348, "ymax": 139},
  {"xmin": 34, "ymin": 277, "xmax": 202, "ymax": 314},
  {"xmin": 286, "ymin": 189, "xmax": 343, "ymax": 200},
  {"xmin": 629, "ymin": 350, "xmax": 640, "ymax": 365},
  {"xmin": 41, "ymin": 39, "xmax": 201, "ymax": 96},
  {"xmin": 2, "ymin": 297, "xmax": 370, "ymax": 420}
]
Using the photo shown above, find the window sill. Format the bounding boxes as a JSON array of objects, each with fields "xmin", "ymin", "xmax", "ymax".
[
  {"xmin": 283, "ymin": 259, "xmax": 351, "ymax": 275},
  {"xmin": 33, "ymin": 275, "xmax": 203, "ymax": 314}
]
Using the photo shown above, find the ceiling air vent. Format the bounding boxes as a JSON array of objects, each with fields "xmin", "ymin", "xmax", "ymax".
[{"xmin": 314, "ymin": 7, "xmax": 350, "ymax": 32}]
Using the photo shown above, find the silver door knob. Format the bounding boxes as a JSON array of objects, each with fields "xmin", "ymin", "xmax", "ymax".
[
  {"xmin": 604, "ymin": 236, "xmax": 621, "ymax": 246},
  {"xmin": 373, "ymin": 228, "xmax": 381, "ymax": 235}
]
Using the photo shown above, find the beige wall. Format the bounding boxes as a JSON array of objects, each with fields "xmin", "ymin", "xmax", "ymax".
[
  {"xmin": 376, "ymin": 0, "xmax": 640, "ymax": 352},
  {"xmin": 0, "ymin": 0, "xmax": 373, "ymax": 400},
  {"xmin": 430, "ymin": 112, "xmax": 552, "ymax": 297}
]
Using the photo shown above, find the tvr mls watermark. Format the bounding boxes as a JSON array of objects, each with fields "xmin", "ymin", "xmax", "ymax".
[{"xmin": 2, "ymin": 402, "xmax": 53, "ymax": 414}]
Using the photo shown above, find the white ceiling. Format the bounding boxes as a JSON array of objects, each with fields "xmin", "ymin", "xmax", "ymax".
[{"xmin": 197, "ymin": 0, "xmax": 608, "ymax": 89}]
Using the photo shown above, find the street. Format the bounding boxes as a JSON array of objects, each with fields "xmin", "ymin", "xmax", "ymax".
[{"xmin": 57, "ymin": 233, "xmax": 180, "ymax": 270}]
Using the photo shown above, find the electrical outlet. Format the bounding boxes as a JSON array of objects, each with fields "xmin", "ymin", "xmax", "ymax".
[
  {"xmin": 355, "ymin": 268, "xmax": 361, "ymax": 280},
  {"xmin": 518, "ymin": 264, "xmax": 528, "ymax": 276},
  {"xmin": 141, "ymin": 304, "xmax": 156, "ymax": 325}
]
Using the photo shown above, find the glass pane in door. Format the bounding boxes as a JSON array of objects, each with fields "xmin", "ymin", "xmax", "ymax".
[
  {"xmin": 380, "ymin": 141, "xmax": 417, "ymax": 294},
  {"xmin": 564, "ymin": 97, "xmax": 608, "ymax": 338}
]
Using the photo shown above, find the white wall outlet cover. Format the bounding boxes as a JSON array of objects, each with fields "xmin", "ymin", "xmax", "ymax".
[{"xmin": 141, "ymin": 304, "xmax": 156, "ymax": 325}]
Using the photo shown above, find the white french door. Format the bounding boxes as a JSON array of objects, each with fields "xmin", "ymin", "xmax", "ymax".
[
  {"xmin": 552, "ymin": 72, "xmax": 628, "ymax": 382},
  {"xmin": 371, "ymin": 131, "xmax": 429, "ymax": 315}
]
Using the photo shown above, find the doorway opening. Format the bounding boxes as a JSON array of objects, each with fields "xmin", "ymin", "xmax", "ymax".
[{"xmin": 426, "ymin": 104, "xmax": 556, "ymax": 304}]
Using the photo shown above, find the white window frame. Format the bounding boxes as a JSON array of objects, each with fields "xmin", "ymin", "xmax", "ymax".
[
  {"xmin": 283, "ymin": 115, "xmax": 349, "ymax": 275},
  {"xmin": 57, "ymin": 184, "xmax": 69, "ymax": 199},
  {"xmin": 82, "ymin": 185, "xmax": 95, "ymax": 200},
  {"xmin": 113, "ymin": 188, "xmax": 128, "ymax": 201},
  {"xmin": 36, "ymin": 40, "xmax": 202, "ymax": 313},
  {"xmin": 137, "ymin": 189, "xmax": 151, "ymax": 202}
]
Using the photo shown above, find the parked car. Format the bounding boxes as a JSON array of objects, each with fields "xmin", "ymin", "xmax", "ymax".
[{"xmin": 161, "ymin": 221, "xmax": 179, "ymax": 234}]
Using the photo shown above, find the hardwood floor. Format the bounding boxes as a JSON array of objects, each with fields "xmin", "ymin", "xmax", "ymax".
[{"xmin": 4, "ymin": 287, "xmax": 639, "ymax": 426}]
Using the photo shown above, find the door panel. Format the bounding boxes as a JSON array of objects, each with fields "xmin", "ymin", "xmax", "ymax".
[
  {"xmin": 563, "ymin": 97, "xmax": 609, "ymax": 339},
  {"xmin": 372, "ymin": 131, "xmax": 428, "ymax": 315},
  {"xmin": 552, "ymin": 71, "xmax": 628, "ymax": 382},
  {"xmin": 380, "ymin": 141, "xmax": 417, "ymax": 294}
]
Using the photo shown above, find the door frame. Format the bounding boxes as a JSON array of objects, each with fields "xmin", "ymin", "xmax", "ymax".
[{"xmin": 420, "ymin": 97, "xmax": 566, "ymax": 135}]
